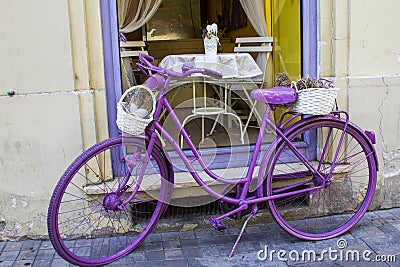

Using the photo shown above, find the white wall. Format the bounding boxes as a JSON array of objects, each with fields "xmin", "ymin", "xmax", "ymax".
[
  {"xmin": 0, "ymin": 0, "xmax": 107, "ymax": 239},
  {"xmin": 0, "ymin": 0, "xmax": 74, "ymax": 92}
]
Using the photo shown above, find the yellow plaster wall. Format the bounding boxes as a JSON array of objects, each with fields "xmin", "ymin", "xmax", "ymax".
[{"xmin": 0, "ymin": 0, "xmax": 107, "ymax": 239}]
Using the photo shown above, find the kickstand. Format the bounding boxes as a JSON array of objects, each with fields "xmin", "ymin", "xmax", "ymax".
[{"xmin": 229, "ymin": 206, "xmax": 257, "ymax": 257}]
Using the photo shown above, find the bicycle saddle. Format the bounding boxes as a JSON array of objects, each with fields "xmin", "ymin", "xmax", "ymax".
[{"xmin": 250, "ymin": 86, "xmax": 297, "ymax": 105}]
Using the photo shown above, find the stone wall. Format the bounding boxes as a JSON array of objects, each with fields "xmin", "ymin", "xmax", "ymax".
[
  {"xmin": 319, "ymin": 0, "xmax": 400, "ymax": 209},
  {"xmin": 0, "ymin": 0, "xmax": 107, "ymax": 240}
]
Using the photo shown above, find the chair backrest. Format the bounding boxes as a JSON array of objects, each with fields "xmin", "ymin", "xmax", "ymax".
[
  {"xmin": 234, "ymin": 36, "xmax": 273, "ymax": 53},
  {"xmin": 119, "ymin": 41, "xmax": 148, "ymax": 89},
  {"xmin": 234, "ymin": 37, "xmax": 273, "ymax": 85},
  {"xmin": 120, "ymin": 41, "xmax": 148, "ymax": 58}
]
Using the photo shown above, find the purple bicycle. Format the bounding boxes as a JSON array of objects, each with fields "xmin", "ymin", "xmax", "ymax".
[{"xmin": 47, "ymin": 54, "xmax": 378, "ymax": 266}]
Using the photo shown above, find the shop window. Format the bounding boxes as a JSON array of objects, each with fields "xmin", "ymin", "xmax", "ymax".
[{"xmin": 100, "ymin": 0, "xmax": 317, "ymax": 169}]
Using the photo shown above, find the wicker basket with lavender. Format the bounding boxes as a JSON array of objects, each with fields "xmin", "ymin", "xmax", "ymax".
[{"xmin": 276, "ymin": 73, "xmax": 340, "ymax": 115}]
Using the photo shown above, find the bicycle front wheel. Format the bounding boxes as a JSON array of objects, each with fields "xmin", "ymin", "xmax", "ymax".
[
  {"xmin": 266, "ymin": 117, "xmax": 377, "ymax": 240},
  {"xmin": 47, "ymin": 136, "xmax": 172, "ymax": 266}
]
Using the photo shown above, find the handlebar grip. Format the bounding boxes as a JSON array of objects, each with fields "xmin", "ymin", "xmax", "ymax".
[
  {"xmin": 136, "ymin": 63, "xmax": 149, "ymax": 75},
  {"xmin": 139, "ymin": 53, "xmax": 154, "ymax": 63},
  {"xmin": 201, "ymin": 68, "xmax": 223, "ymax": 79}
]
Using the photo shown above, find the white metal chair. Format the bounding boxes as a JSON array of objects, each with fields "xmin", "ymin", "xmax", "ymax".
[
  {"xmin": 120, "ymin": 41, "xmax": 148, "ymax": 89},
  {"xmin": 180, "ymin": 79, "xmax": 244, "ymax": 147},
  {"xmin": 232, "ymin": 36, "xmax": 273, "ymax": 133},
  {"xmin": 234, "ymin": 36, "xmax": 273, "ymax": 85}
]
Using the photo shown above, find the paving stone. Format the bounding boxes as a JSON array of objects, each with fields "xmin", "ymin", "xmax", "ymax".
[
  {"xmin": 212, "ymin": 235, "xmax": 233, "ymax": 246},
  {"xmin": 74, "ymin": 238, "xmax": 93, "ymax": 248},
  {"xmin": 363, "ymin": 212, "xmax": 381, "ymax": 220},
  {"xmin": 52, "ymin": 251, "xmax": 62, "ymax": 259},
  {"xmin": 377, "ymin": 223, "xmax": 400, "ymax": 234},
  {"xmin": 195, "ymin": 230, "xmax": 213, "ymax": 239},
  {"xmin": 362, "ymin": 233, "xmax": 400, "ymax": 255},
  {"xmin": 349, "ymin": 225, "xmax": 372, "ymax": 239},
  {"xmin": 124, "ymin": 251, "xmax": 146, "ymax": 262},
  {"xmin": 199, "ymin": 245, "xmax": 220, "ymax": 257},
  {"xmin": 0, "ymin": 243, "xmax": 5, "ymax": 253},
  {"xmin": 163, "ymin": 239, "xmax": 181, "ymax": 250},
  {"xmin": 187, "ymin": 258, "xmax": 208, "ymax": 267},
  {"xmin": 227, "ymin": 228, "xmax": 240, "ymax": 235},
  {"xmin": 164, "ymin": 249, "xmax": 183, "ymax": 260},
  {"xmin": 388, "ymin": 208, "xmax": 400, "ymax": 219},
  {"xmin": 3, "ymin": 242, "xmax": 23, "ymax": 252},
  {"xmin": 50, "ymin": 258, "xmax": 70, "ymax": 267},
  {"xmin": 133, "ymin": 260, "xmax": 165, "ymax": 267},
  {"xmin": 198, "ymin": 254, "xmax": 288, "ymax": 267},
  {"xmin": 12, "ymin": 260, "xmax": 34, "ymax": 267},
  {"xmin": 197, "ymin": 238, "xmax": 213, "ymax": 247},
  {"xmin": 245, "ymin": 225, "xmax": 262, "ymax": 234},
  {"xmin": 135, "ymin": 244, "xmax": 146, "ymax": 253},
  {"xmin": 216, "ymin": 244, "xmax": 233, "ymax": 256},
  {"xmin": 108, "ymin": 259, "xmax": 132, "ymax": 267},
  {"xmin": 35, "ymin": 249, "xmax": 55, "ymax": 260},
  {"xmin": 180, "ymin": 238, "xmax": 198, "ymax": 248},
  {"xmin": 38, "ymin": 241, "xmax": 53, "ymax": 251},
  {"xmin": 20, "ymin": 241, "xmax": 41, "ymax": 252},
  {"xmin": 0, "ymin": 261, "xmax": 15, "ymax": 267},
  {"xmin": 145, "ymin": 249, "xmax": 164, "ymax": 261},
  {"xmin": 145, "ymin": 241, "xmax": 163, "ymax": 251},
  {"xmin": 16, "ymin": 250, "xmax": 38, "ymax": 261},
  {"xmin": 163, "ymin": 259, "xmax": 188, "ymax": 267},
  {"xmin": 379, "ymin": 213, "xmax": 400, "ymax": 223},
  {"xmin": 179, "ymin": 231, "xmax": 196, "ymax": 240},
  {"xmin": 370, "ymin": 217, "xmax": 389, "ymax": 227},
  {"xmin": 362, "ymin": 224, "xmax": 385, "ymax": 236},
  {"xmin": 32, "ymin": 259, "xmax": 52, "ymax": 267},
  {"xmin": 0, "ymin": 250, "xmax": 20, "ymax": 262},
  {"xmin": 234, "ymin": 241, "xmax": 263, "ymax": 254},
  {"xmin": 145, "ymin": 233, "xmax": 162, "ymax": 242},
  {"xmin": 161, "ymin": 232, "xmax": 180, "ymax": 241},
  {"xmin": 182, "ymin": 247, "xmax": 202, "ymax": 258}
]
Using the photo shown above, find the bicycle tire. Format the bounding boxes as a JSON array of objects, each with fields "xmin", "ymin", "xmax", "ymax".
[
  {"xmin": 47, "ymin": 136, "xmax": 173, "ymax": 266},
  {"xmin": 266, "ymin": 116, "xmax": 377, "ymax": 240}
]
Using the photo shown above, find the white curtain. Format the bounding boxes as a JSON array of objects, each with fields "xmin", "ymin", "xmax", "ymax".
[
  {"xmin": 117, "ymin": 0, "xmax": 162, "ymax": 34},
  {"xmin": 239, "ymin": 0, "xmax": 270, "ymax": 77},
  {"xmin": 117, "ymin": 0, "xmax": 161, "ymax": 88}
]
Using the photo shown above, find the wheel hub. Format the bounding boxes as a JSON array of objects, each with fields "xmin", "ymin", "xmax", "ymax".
[
  {"xmin": 103, "ymin": 193, "xmax": 122, "ymax": 211},
  {"xmin": 313, "ymin": 174, "xmax": 326, "ymax": 187}
]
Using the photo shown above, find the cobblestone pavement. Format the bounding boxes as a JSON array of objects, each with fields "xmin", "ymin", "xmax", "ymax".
[{"xmin": 1, "ymin": 208, "xmax": 400, "ymax": 266}]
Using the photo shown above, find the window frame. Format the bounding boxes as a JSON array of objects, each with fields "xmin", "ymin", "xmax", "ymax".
[{"xmin": 99, "ymin": 0, "xmax": 318, "ymax": 169}]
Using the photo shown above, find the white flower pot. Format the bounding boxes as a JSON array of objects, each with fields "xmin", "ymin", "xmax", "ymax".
[{"xmin": 203, "ymin": 37, "xmax": 218, "ymax": 55}]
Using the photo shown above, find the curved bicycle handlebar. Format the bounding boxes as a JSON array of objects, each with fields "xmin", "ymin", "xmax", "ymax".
[{"xmin": 137, "ymin": 53, "xmax": 223, "ymax": 80}]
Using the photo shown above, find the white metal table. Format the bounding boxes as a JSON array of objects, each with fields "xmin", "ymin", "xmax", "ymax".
[{"xmin": 159, "ymin": 53, "xmax": 263, "ymax": 145}]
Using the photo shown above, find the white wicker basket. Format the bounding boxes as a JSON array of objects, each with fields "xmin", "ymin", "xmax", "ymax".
[
  {"xmin": 287, "ymin": 87, "xmax": 340, "ymax": 115},
  {"xmin": 116, "ymin": 85, "xmax": 156, "ymax": 135}
]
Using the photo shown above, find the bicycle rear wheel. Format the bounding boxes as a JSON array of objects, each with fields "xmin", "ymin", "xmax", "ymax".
[
  {"xmin": 266, "ymin": 117, "xmax": 377, "ymax": 240},
  {"xmin": 47, "ymin": 136, "xmax": 172, "ymax": 266}
]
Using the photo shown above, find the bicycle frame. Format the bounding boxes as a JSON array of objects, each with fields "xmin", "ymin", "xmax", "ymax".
[
  {"xmin": 119, "ymin": 74, "xmax": 329, "ymax": 210},
  {"xmin": 48, "ymin": 53, "xmax": 379, "ymax": 266}
]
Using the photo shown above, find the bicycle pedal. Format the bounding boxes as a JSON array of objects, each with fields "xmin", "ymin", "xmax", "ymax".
[{"xmin": 209, "ymin": 217, "xmax": 226, "ymax": 232}]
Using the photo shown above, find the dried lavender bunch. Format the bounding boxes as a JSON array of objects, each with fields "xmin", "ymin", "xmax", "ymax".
[
  {"xmin": 295, "ymin": 75, "xmax": 320, "ymax": 90},
  {"xmin": 275, "ymin": 73, "xmax": 292, "ymax": 87},
  {"xmin": 276, "ymin": 73, "xmax": 333, "ymax": 90},
  {"xmin": 318, "ymin": 78, "xmax": 333, "ymax": 89}
]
